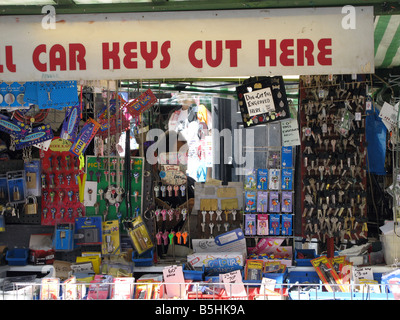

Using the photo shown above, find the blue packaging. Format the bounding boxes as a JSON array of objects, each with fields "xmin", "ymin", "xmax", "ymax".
[
  {"xmin": 244, "ymin": 214, "xmax": 257, "ymax": 235},
  {"xmin": 75, "ymin": 216, "xmax": 103, "ymax": 245},
  {"xmin": 54, "ymin": 223, "xmax": 75, "ymax": 251},
  {"xmin": 245, "ymin": 191, "xmax": 257, "ymax": 212},
  {"xmin": 269, "ymin": 214, "xmax": 280, "ymax": 235},
  {"xmin": 281, "ymin": 191, "xmax": 293, "ymax": 212},
  {"xmin": 281, "ymin": 146, "xmax": 293, "ymax": 168},
  {"xmin": 281, "ymin": 214, "xmax": 293, "ymax": 235},
  {"xmin": 268, "ymin": 169, "xmax": 280, "ymax": 190},
  {"xmin": 244, "ymin": 169, "xmax": 257, "ymax": 190},
  {"xmin": 281, "ymin": 169, "xmax": 293, "ymax": 190},
  {"xmin": 257, "ymin": 169, "xmax": 268, "ymax": 190},
  {"xmin": 269, "ymin": 191, "xmax": 280, "ymax": 212},
  {"xmin": 257, "ymin": 191, "xmax": 268, "ymax": 212}
]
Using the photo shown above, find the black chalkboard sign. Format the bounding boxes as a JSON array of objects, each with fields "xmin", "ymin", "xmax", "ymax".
[{"xmin": 236, "ymin": 76, "xmax": 291, "ymax": 127}]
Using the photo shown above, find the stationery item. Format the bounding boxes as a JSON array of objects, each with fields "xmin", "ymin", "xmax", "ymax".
[
  {"xmin": 257, "ymin": 191, "xmax": 268, "ymax": 212},
  {"xmin": 60, "ymin": 105, "xmax": 80, "ymax": 141},
  {"xmin": 267, "ymin": 149, "xmax": 281, "ymax": 168},
  {"xmin": 244, "ymin": 259, "xmax": 264, "ymax": 280},
  {"xmin": 281, "ymin": 169, "xmax": 293, "ymax": 190},
  {"xmin": 281, "ymin": 214, "xmax": 293, "ymax": 235},
  {"xmin": 269, "ymin": 191, "xmax": 280, "ymax": 212},
  {"xmin": 257, "ymin": 214, "xmax": 269, "ymax": 235},
  {"xmin": 244, "ymin": 169, "xmax": 257, "ymax": 190},
  {"xmin": 245, "ymin": 191, "xmax": 257, "ymax": 212},
  {"xmin": 281, "ymin": 191, "xmax": 293, "ymax": 212},
  {"xmin": 268, "ymin": 169, "xmax": 280, "ymax": 190},
  {"xmin": 70, "ymin": 118, "xmax": 101, "ymax": 157},
  {"xmin": 244, "ymin": 214, "xmax": 257, "ymax": 236},
  {"xmin": 257, "ymin": 169, "xmax": 268, "ymax": 190},
  {"xmin": 269, "ymin": 214, "xmax": 280, "ymax": 235},
  {"xmin": 281, "ymin": 146, "xmax": 293, "ymax": 168}
]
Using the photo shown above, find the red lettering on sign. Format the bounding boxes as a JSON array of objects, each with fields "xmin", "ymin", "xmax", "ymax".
[
  {"xmin": 258, "ymin": 39, "xmax": 277, "ymax": 67},
  {"xmin": 188, "ymin": 40, "xmax": 203, "ymax": 68},
  {"xmin": 280, "ymin": 39, "xmax": 294, "ymax": 66},
  {"xmin": 189, "ymin": 40, "xmax": 242, "ymax": 68},
  {"xmin": 225, "ymin": 40, "xmax": 241, "ymax": 67},
  {"xmin": 160, "ymin": 41, "xmax": 171, "ymax": 69},
  {"xmin": 140, "ymin": 41, "xmax": 158, "ymax": 69},
  {"xmin": 32, "ymin": 44, "xmax": 47, "ymax": 72},
  {"xmin": 258, "ymin": 38, "xmax": 332, "ymax": 67},
  {"xmin": 0, "ymin": 46, "xmax": 16, "ymax": 73},
  {"xmin": 317, "ymin": 38, "xmax": 332, "ymax": 65},
  {"xmin": 32, "ymin": 43, "xmax": 87, "ymax": 72},
  {"xmin": 49, "ymin": 44, "xmax": 67, "ymax": 71},
  {"xmin": 123, "ymin": 42, "xmax": 138, "ymax": 69},
  {"xmin": 297, "ymin": 39, "xmax": 315, "ymax": 66},
  {"xmin": 103, "ymin": 41, "xmax": 171, "ymax": 70},
  {"xmin": 102, "ymin": 42, "xmax": 120, "ymax": 70},
  {"xmin": 205, "ymin": 40, "xmax": 223, "ymax": 68},
  {"xmin": 5, "ymin": 46, "xmax": 16, "ymax": 72},
  {"xmin": 69, "ymin": 43, "xmax": 86, "ymax": 71}
]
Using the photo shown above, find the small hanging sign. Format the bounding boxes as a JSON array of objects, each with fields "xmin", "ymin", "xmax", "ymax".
[
  {"xmin": 236, "ymin": 76, "xmax": 290, "ymax": 127},
  {"xmin": 123, "ymin": 89, "xmax": 157, "ymax": 117}
]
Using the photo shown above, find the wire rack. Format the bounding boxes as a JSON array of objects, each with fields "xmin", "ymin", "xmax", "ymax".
[{"xmin": 1, "ymin": 281, "xmax": 399, "ymax": 301}]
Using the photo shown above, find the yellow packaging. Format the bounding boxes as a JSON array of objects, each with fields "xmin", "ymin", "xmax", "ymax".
[
  {"xmin": 102, "ymin": 220, "xmax": 121, "ymax": 255},
  {"xmin": 127, "ymin": 215, "xmax": 154, "ymax": 255},
  {"xmin": 76, "ymin": 255, "xmax": 101, "ymax": 274}
]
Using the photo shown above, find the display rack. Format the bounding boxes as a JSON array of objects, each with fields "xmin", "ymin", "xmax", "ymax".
[
  {"xmin": 299, "ymin": 75, "xmax": 368, "ymax": 245},
  {"xmin": 85, "ymin": 156, "xmax": 144, "ymax": 224}
]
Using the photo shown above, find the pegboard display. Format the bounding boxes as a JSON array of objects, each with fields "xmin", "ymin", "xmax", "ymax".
[
  {"xmin": 299, "ymin": 75, "xmax": 368, "ymax": 244},
  {"xmin": 0, "ymin": 160, "xmax": 42, "ymax": 225},
  {"xmin": 197, "ymin": 209, "xmax": 243, "ymax": 239},
  {"xmin": 85, "ymin": 156, "xmax": 144, "ymax": 224},
  {"xmin": 40, "ymin": 148, "xmax": 85, "ymax": 226},
  {"xmin": 242, "ymin": 146, "xmax": 295, "ymax": 238}
]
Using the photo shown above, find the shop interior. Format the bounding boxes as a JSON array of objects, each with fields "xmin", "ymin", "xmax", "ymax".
[{"xmin": 0, "ymin": 1, "xmax": 400, "ymax": 301}]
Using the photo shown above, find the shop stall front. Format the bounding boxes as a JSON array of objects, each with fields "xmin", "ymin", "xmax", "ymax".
[{"xmin": 0, "ymin": 3, "xmax": 400, "ymax": 301}]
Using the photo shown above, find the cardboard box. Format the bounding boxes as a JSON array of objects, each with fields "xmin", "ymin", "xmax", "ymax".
[{"xmin": 29, "ymin": 234, "xmax": 55, "ymax": 265}]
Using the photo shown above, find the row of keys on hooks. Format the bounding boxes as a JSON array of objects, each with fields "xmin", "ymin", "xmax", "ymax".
[
  {"xmin": 155, "ymin": 208, "xmax": 188, "ymax": 222},
  {"xmin": 154, "ymin": 185, "xmax": 186, "ymax": 197},
  {"xmin": 87, "ymin": 170, "xmax": 140, "ymax": 184},
  {"xmin": 48, "ymin": 155, "xmax": 79, "ymax": 171},
  {"xmin": 41, "ymin": 173, "xmax": 79, "ymax": 188},
  {"xmin": 201, "ymin": 209, "xmax": 239, "ymax": 223},
  {"xmin": 200, "ymin": 221, "xmax": 237, "ymax": 234},
  {"xmin": 95, "ymin": 157, "xmax": 140, "ymax": 171},
  {"xmin": 43, "ymin": 190, "xmax": 79, "ymax": 203},
  {"xmin": 156, "ymin": 230, "xmax": 189, "ymax": 245},
  {"xmin": 43, "ymin": 206, "xmax": 83, "ymax": 219}
]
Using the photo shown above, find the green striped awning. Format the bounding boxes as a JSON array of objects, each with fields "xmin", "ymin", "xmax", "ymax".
[{"xmin": 375, "ymin": 15, "xmax": 400, "ymax": 68}]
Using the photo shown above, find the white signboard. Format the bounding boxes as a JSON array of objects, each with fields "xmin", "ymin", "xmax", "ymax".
[
  {"xmin": 281, "ymin": 119, "xmax": 301, "ymax": 146},
  {"xmin": 162, "ymin": 265, "xmax": 186, "ymax": 298},
  {"xmin": 0, "ymin": 7, "xmax": 374, "ymax": 81}
]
